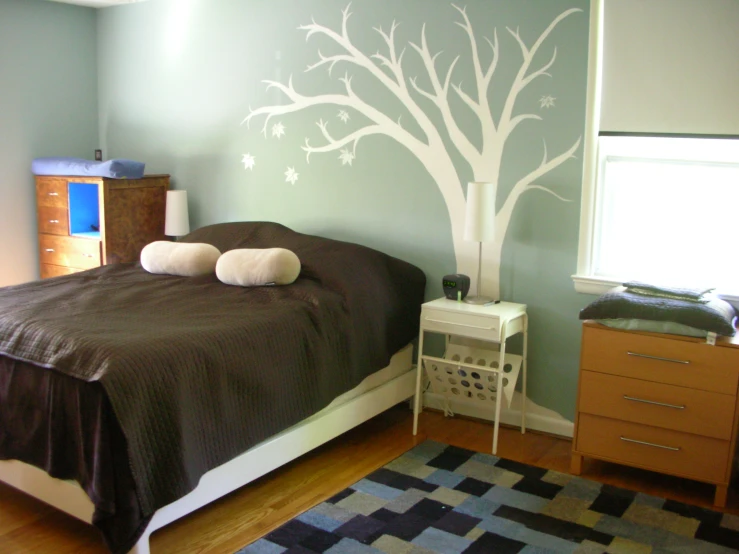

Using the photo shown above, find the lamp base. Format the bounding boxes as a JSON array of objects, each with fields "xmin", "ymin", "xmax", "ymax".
[{"xmin": 463, "ymin": 295, "xmax": 496, "ymax": 305}]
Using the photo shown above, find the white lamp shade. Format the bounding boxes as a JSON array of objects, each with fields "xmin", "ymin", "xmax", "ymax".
[
  {"xmin": 463, "ymin": 181, "xmax": 495, "ymax": 242},
  {"xmin": 164, "ymin": 190, "xmax": 190, "ymax": 237}
]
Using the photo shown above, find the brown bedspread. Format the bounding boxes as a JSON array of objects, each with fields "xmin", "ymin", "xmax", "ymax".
[
  {"xmin": 0, "ymin": 356, "xmax": 147, "ymax": 553},
  {"xmin": 0, "ymin": 222, "xmax": 425, "ymax": 551}
]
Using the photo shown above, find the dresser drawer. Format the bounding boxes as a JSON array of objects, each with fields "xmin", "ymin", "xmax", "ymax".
[
  {"xmin": 578, "ymin": 370, "xmax": 736, "ymax": 440},
  {"xmin": 40, "ymin": 264, "xmax": 84, "ymax": 279},
  {"xmin": 39, "ymin": 235, "xmax": 101, "ymax": 270},
  {"xmin": 576, "ymin": 413, "xmax": 730, "ymax": 484},
  {"xmin": 421, "ymin": 307, "xmax": 500, "ymax": 341},
  {"xmin": 581, "ymin": 324, "xmax": 739, "ymax": 393},
  {"xmin": 37, "ymin": 206, "xmax": 69, "ymax": 236},
  {"xmin": 36, "ymin": 179, "xmax": 68, "ymax": 209}
]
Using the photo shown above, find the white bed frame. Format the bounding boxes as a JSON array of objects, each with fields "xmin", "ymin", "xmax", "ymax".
[{"xmin": 0, "ymin": 345, "xmax": 415, "ymax": 554}]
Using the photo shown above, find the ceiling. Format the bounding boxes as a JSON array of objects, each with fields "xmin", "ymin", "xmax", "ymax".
[{"xmin": 47, "ymin": 0, "xmax": 148, "ymax": 7}]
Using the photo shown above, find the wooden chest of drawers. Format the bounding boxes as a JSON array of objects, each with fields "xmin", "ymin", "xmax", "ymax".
[
  {"xmin": 571, "ymin": 321, "xmax": 739, "ymax": 507},
  {"xmin": 35, "ymin": 175, "xmax": 169, "ymax": 278}
]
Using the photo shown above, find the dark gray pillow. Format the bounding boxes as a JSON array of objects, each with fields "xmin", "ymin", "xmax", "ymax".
[{"xmin": 580, "ymin": 287, "xmax": 737, "ymax": 336}]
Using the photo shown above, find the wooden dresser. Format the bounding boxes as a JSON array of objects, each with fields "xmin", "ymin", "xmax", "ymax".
[
  {"xmin": 35, "ymin": 175, "xmax": 169, "ymax": 278},
  {"xmin": 571, "ymin": 321, "xmax": 739, "ymax": 506}
]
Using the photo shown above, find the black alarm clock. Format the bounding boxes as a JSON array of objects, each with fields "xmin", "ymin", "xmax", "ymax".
[{"xmin": 442, "ymin": 274, "xmax": 470, "ymax": 300}]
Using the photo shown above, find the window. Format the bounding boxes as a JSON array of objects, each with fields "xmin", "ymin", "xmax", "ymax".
[
  {"xmin": 574, "ymin": 0, "xmax": 739, "ymax": 300},
  {"xmin": 574, "ymin": 135, "xmax": 739, "ymax": 298}
]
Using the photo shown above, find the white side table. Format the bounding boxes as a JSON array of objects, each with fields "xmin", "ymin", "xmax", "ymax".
[{"xmin": 412, "ymin": 298, "xmax": 528, "ymax": 455}]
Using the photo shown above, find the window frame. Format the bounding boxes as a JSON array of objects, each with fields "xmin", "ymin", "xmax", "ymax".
[
  {"xmin": 573, "ymin": 0, "xmax": 609, "ymax": 295},
  {"xmin": 572, "ymin": 0, "xmax": 739, "ymax": 303}
]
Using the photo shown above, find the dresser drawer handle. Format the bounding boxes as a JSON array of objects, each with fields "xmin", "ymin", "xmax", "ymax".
[
  {"xmin": 620, "ymin": 436, "xmax": 680, "ymax": 451},
  {"xmin": 47, "ymin": 192, "xmax": 59, "ymax": 196},
  {"xmin": 44, "ymin": 248, "xmax": 54, "ymax": 252},
  {"xmin": 627, "ymin": 351, "xmax": 690, "ymax": 365},
  {"xmin": 49, "ymin": 219, "xmax": 59, "ymax": 223},
  {"xmin": 623, "ymin": 395, "xmax": 686, "ymax": 410},
  {"xmin": 424, "ymin": 317, "xmax": 495, "ymax": 330},
  {"xmin": 83, "ymin": 253, "xmax": 94, "ymax": 258}
]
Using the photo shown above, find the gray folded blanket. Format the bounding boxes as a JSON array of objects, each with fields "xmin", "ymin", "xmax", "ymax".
[
  {"xmin": 580, "ymin": 287, "xmax": 736, "ymax": 336},
  {"xmin": 623, "ymin": 281, "xmax": 714, "ymax": 302}
]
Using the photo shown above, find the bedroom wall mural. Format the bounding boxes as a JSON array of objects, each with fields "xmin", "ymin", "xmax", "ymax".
[
  {"xmin": 242, "ymin": 3, "xmax": 583, "ymax": 299},
  {"xmin": 96, "ymin": 0, "xmax": 591, "ymax": 426}
]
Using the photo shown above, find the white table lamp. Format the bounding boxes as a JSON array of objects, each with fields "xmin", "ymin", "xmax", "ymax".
[
  {"xmin": 463, "ymin": 181, "xmax": 495, "ymax": 304},
  {"xmin": 165, "ymin": 190, "xmax": 190, "ymax": 238}
]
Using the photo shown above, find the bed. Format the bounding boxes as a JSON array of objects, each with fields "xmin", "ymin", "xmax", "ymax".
[{"xmin": 0, "ymin": 221, "xmax": 426, "ymax": 554}]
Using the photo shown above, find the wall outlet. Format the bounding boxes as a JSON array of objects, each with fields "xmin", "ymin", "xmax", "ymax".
[{"xmin": 94, "ymin": 149, "xmax": 102, "ymax": 161}]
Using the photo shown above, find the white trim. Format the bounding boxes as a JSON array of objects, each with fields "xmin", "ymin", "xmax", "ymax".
[
  {"xmin": 572, "ymin": 274, "xmax": 620, "ymax": 296},
  {"xmin": 423, "ymin": 390, "xmax": 574, "ymax": 439},
  {"xmin": 575, "ymin": 0, "xmax": 604, "ymax": 283},
  {"xmin": 0, "ymin": 346, "xmax": 415, "ymax": 554},
  {"xmin": 0, "ymin": 460, "xmax": 94, "ymax": 523}
]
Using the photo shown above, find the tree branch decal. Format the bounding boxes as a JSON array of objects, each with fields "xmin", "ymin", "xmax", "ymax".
[
  {"xmin": 451, "ymin": 4, "xmax": 498, "ymax": 140},
  {"xmin": 409, "ymin": 24, "xmax": 479, "ymax": 167},
  {"xmin": 303, "ymin": 118, "xmax": 383, "ymax": 161},
  {"xmin": 244, "ymin": 3, "xmax": 584, "ymax": 298}
]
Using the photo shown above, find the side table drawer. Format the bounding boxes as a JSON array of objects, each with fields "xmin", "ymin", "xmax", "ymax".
[
  {"xmin": 37, "ymin": 206, "xmax": 69, "ymax": 236},
  {"xmin": 421, "ymin": 307, "xmax": 500, "ymax": 341},
  {"xmin": 579, "ymin": 370, "xmax": 736, "ymax": 440},
  {"xmin": 576, "ymin": 413, "xmax": 730, "ymax": 484},
  {"xmin": 39, "ymin": 235, "xmax": 101, "ymax": 270},
  {"xmin": 36, "ymin": 178, "xmax": 68, "ymax": 209},
  {"xmin": 581, "ymin": 324, "xmax": 739, "ymax": 393}
]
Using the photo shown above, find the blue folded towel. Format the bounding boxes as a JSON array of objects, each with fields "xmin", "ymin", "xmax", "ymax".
[{"xmin": 31, "ymin": 157, "xmax": 145, "ymax": 179}]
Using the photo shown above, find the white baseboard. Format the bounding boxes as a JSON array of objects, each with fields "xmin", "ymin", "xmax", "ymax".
[{"xmin": 423, "ymin": 390, "xmax": 574, "ymax": 438}]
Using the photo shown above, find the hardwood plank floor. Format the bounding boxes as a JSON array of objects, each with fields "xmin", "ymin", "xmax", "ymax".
[{"xmin": 1, "ymin": 406, "xmax": 737, "ymax": 553}]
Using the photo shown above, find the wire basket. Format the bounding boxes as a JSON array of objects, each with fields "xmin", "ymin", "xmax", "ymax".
[{"xmin": 422, "ymin": 343, "xmax": 522, "ymax": 415}]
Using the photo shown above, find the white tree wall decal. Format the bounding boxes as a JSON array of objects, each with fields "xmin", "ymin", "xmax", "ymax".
[{"xmin": 244, "ymin": 3, "xmax": 582, "ymax": 299}]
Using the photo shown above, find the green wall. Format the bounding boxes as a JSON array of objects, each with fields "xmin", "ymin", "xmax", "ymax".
[
  {"xmin": 97, "ymin": 0, "xmax": 592, "ymax": 421},
  {"xmin": 0, "ymin": 0, "xmax": 98, "ymax": 287}
]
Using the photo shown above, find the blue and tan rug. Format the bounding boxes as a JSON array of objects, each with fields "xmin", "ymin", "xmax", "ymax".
[{"xmin": 238, "ymin": 441, "xmax": 739, "ymax": 553}]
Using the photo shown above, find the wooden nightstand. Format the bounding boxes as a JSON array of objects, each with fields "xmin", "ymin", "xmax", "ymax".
[
  {"xmin": 572, "ymin": 321, "xmax": 739, "ymax": 507},
  {"xmin": 413, "ymin": 297, "xmax": 528, "ymax": 454}
]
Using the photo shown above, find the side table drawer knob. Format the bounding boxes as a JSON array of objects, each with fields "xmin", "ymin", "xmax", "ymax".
[
  {"xmin": 424, "ymin": 317, "xmax": 494, "ymax": 330},
  {"xmin": 620, "ymin": 436, "xmax": 680, "ymax": 451},
  {"xmin": 44, "ymin": 248, "xmax": 54, "ymax": 252},
  {"xmin": 623, "ymin": 395, "xmax": 686, "ymax": 410},
  {"xmin": 627, "ymin": 351, "xmax": 690, "ymax": 365}
]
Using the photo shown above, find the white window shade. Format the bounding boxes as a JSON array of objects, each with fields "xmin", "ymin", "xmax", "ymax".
[{"xmin": 600, "ymin": 0, "xmax": 739, "ymax": 135}]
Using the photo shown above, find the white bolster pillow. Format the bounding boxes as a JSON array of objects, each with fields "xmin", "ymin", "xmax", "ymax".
[
  {"xmin": 216, "ymin": 248, "xmax": 301, "ymax": 286},
  {"xmin": 140, "ymin": 241, "xmax": 221, "ymax": 277}
]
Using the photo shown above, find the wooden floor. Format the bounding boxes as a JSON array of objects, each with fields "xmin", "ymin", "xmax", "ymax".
[{"xmin": 1, "ymin": 406, "xmax": 737, "ymax": 553}]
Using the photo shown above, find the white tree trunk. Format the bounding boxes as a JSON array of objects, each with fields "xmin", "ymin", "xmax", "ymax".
[
  {"xmin": 481, "ymin": 238, "xmax": 504, "ymax": 301},
  {"xmin": 450, "ymin": 214, "xmax": 481, "ymax": 295},
  {"xmin": 481, "ymin": 183, "xmax": 522, "ymax": 300},
  {"xmin": 471, "ymin": 146, "xmax": 504, "ymax": 299},
  {"xmin": 420, "ymin": 147, "xmax": 480, "ymax": 293}
]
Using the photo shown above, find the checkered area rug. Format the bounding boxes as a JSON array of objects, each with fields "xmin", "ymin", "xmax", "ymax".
[{"xmin": 237, "ymin": 441, "xmax": 739, "ymax": 553}]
